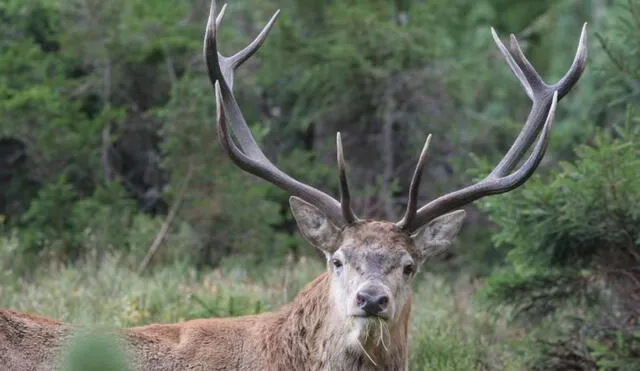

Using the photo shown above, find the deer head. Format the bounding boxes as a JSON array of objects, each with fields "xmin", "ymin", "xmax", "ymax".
[{"xmin": 204, "ymin": 0, "xmax": 586, "ymax": 352}]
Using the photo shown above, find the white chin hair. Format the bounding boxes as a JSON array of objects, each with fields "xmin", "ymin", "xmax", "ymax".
[{"xmin": 347, "ymin": 317, "xmax": 377, "ymax": 339}]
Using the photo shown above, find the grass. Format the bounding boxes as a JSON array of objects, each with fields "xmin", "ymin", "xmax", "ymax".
[{"xmin": 0, "ymin": 236, "xmax": 524, "ymax": 370}]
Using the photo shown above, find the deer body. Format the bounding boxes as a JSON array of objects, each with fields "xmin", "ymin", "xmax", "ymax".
[
  {"xmin": 2, "ymin": 271, "xmax": 409, "ymax": 370},
  {"xmin": 124, "ymin": 272, "xmax": 409, "ymax": 371},
  {"xmin": 1, "ymin": 1, "xmax": 588, "ymax": 369},
  {"xmin": 121, "ymin": 221, "xmax": 420, "ymax": 371}
]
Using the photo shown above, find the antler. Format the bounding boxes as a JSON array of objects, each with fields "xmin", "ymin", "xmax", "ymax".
[
  {"xmin": 205, "ymin": 0, "xmax": 587, "ymax": 232},
  {"xmin": 397, "ymin": 24, "xmax": 588, "ymax": 232},
  {"xmin": 205, "ymin": 1, "xmax": 357, "ymax": 227}
]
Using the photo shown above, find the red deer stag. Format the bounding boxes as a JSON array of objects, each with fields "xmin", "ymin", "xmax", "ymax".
[{"xmin": 1, "ymin": 1, "xmax": 586, "ymax": 370}]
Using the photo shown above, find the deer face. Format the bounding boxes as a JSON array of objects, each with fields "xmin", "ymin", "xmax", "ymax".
[
  {"xmin": 328, "ymin": 222, "xmax": 415, "ymax": 322},
  {"xmin": 290, "ymin": 196, "xmax": 465, "ymax": 326}
]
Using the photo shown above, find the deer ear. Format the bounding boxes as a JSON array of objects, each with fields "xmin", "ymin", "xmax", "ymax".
[
  {"xmin": 289, "ymin": 196, "xmax": 341, "ymax": 253},
  {"xmin": 411, "ymin": 210, "xmax": 466, "ymax": 264}
]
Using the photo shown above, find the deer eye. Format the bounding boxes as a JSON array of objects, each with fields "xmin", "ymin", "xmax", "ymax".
[
  {"xmin": 332, "ymin": 258, "xmax": 343, "ymax": 269},
  {"xmin": 403, "ymin": 263, "xmax": 415, "ymax": 277}
]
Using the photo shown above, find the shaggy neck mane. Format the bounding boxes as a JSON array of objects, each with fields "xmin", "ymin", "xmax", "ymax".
[{"xmin": 257, "ymin": 273, "xmax": 410, "ymax": 370}]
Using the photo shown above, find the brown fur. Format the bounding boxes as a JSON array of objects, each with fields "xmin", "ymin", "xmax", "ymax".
[{"xmin": 0, "ymin": 310, "xmax": 73, "ymax": 370}]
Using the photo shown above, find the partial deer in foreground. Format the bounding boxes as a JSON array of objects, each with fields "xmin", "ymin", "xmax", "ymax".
[{"xmin": 0, "ymin": 1, "xmax": 587, "ymax": 370}]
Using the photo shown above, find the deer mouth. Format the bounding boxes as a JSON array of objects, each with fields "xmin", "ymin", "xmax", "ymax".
[{"xmin": 352, "ymin": 313, "xmax": 390, "ymax": 321}]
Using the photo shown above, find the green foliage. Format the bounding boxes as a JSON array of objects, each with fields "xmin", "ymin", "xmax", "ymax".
[
  {"xmin": 587, "ymin": 330, "xmax": 640, "ymax": 371},
  {"xmin": 18, "ymin": 176, "xmax": 79, "ymax": 254},
  {"xmin": 63, "ymin": 331, "xmax": 132, "ymax": 371},
  {"xmin": 0, "ymin": 0, "xmax": 292, "ymax": 266},
  {"xmin": 596, "ymin": 0, "xmax": 640, "ymax": 113},
  {"xmin": 262, "ymin": 1, "xmax": 438, "ymax": 128},
  {"xmin": 409, "ymin": 279, "xmax": 486, "ymax": 370},
  {"xmin": 18, "ymin": 180, "xmax": 136, "ymax": 257},
  {"xmin": 159, "ymin": 76, "xmax": 286, "ymax": 264},
  {"xmin": 479, "ymin": 122, "xmax": 639, "ymax": 308}
]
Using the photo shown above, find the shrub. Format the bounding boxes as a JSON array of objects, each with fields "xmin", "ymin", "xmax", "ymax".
[{"xmin": 478, "ymin": 121, "xmax": 640, "ymax": 369}]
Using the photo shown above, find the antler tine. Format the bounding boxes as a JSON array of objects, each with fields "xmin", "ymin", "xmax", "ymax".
[
  {"xmin": 206, "ymin": 1, "xmax": 349, "ymax": 227},
  {"xmin": 491, "ymin": 28, "xmax": 536, "ymax": 100},
  {"xmin": 228, "ymin": 11, "xmax": 281, "ymax": 70},
  {"xmin": 396, "ymin": 134, "xmax": 431, "ymax": 230},
  {"xmin": 552, "ymin": 23, "xmax": 588, "ymax": 98},
  {"xmin": 204, "ymin": 1, "xmax": 220, "ymax": 87},
  {"xmin": 215, "ymin": 3, "xmax": 227, "ymax": 29},
  {"xmin": 405, "ymin": 24, "xmax": 587, "ymax": 232},
  {"xmin": 503, "ymin": 23, "xmax": 587, "ymax": 101},
  {"xmin": 336, "ymin": 132, "xmax": 358, "ymax": 223},
  {"xmin": 205, "ymin": 1, "xmax": 279, "ymax": 92}
]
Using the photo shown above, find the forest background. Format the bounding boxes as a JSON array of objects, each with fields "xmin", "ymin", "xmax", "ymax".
[{"xmin": 1, "ymin": 0, "xmax": 639, "ymax": 369}]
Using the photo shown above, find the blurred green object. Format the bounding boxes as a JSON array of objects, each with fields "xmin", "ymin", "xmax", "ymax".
[{"xmin": 63, "ymin": 329, "xmax": 131, "ymax": 371}]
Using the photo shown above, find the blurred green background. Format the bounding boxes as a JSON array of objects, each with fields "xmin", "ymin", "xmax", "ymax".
[{"xmin": 1, "ymin": 0, "xmax": 639, "ymax": 369}]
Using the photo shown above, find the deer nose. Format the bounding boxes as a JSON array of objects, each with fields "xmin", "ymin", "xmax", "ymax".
[{"xmin": 356, "ymin": 289, "xmax": 389, "ymax": 315}]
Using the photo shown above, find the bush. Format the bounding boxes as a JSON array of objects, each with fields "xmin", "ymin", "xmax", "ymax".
[
  {"xmin": 478, "ymin": 121, "xmax": 640, "ymax": 369},
  {"xmin": 17, "ymin": 180, "xmax": 136, "ymax": 259}
]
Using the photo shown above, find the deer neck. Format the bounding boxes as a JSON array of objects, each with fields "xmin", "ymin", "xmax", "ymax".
[{"xmin": 271, "ymin": 273, "xmax": 410, "ymax": 370}]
